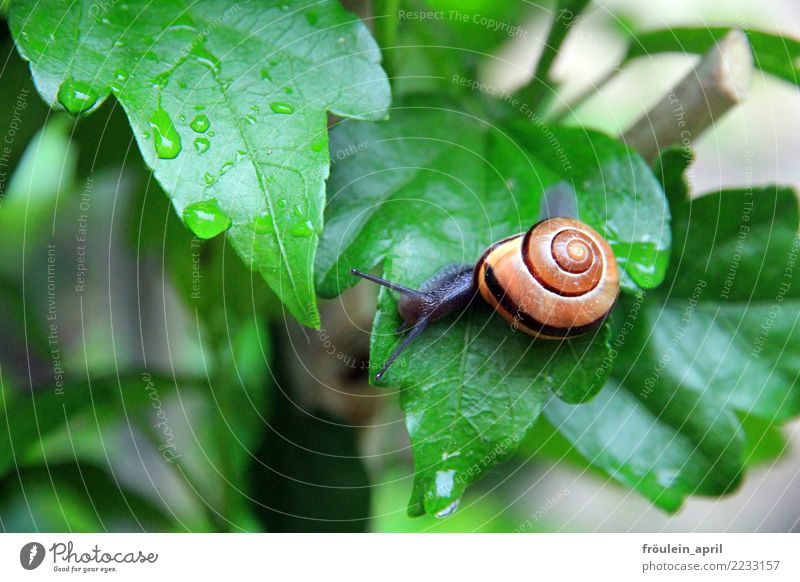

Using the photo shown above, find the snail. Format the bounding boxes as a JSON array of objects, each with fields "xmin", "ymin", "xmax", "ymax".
[{"xmin": 351, "ymin": 188, "xmax": 620, "ymax": 380}]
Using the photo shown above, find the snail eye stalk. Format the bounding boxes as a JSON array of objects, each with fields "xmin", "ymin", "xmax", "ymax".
[
  {"xmin": 374, "ymin": 319, "xmax": 429, "ymax": 381},
  {"xmin": 350, "ymin": 269, "xmax": 424, "ymax": 299},
  {"xmin": 350, "ymin": 269, "xmax": 432, "ymax": 381}
]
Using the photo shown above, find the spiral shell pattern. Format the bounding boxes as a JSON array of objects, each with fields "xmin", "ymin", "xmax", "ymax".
[{"xmin": 474, "ymin": 218, "xmax": 620, "ymax": 338}]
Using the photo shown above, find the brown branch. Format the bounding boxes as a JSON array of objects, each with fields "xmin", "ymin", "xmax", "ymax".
[{"xmin": 622, "ymin": 30, "xmax": 754, "ymax": 162}]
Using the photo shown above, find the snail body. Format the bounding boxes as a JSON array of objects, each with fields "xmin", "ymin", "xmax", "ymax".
[{"xmin": 352, "ymin": 217, "xmax": 620, "ymax": 380}]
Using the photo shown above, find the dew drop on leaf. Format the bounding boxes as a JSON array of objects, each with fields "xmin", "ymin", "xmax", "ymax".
[
  {"xmin": 259, "ymin": 68, "xmax": 272, "ymax": 81},
  {"xmin": 182, "ymin": 199, "xmax": 231, "ymax": 239},
  {"xmin": 190, "ymin": 114, "xmax": 210, "ymax": 133},
  {"xmin": 270, "ymin": 102, "xmax": 294, "ymax": 114},
  {"xmin": 310, "ymin": 139, "xmax": 326, "ymax": 152},
  {"xmin": 149, "ymin": 105, "xmax": 182, "ymax": 159},
  {"xmin": 435, "ymin": 499, "xmax": 460, "ymax": 518},
  {"xmin": 289, "ymin": 220, "xmax": 314, "ymax": 237},
  {"xmin": 192, "ymin": 44, "xmax": 221, "ymax": 73},
  {"xmin": 277, "ymin": 198, "xmax": 288, "ymax": 208},
  {"xmin": 305, "ymin": 10, "xmax": 319, "ymax": 26},
  {"xmin": 284, "ymin": 86, "xmax": 293, "ymax": 94},
  {"xmin": 203, "ymin": 172, "xmax": 215, "ymax": 185},
  {"xmin": 57, "ymin": 79, "xmax": 99, "ymax": 114},
  {"xmin": 194, "ymin": 137, "xmax": 210, "ymax": 154},
  {"xmin": 250, "ymin": 212, "xmax": 276, "ymax": 235}
]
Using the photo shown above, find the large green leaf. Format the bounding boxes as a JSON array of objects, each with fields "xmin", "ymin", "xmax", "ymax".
[
  {"xmin": 317, "ymin": 102, "xmax": 670, "ymax": 516},
  {"xmin": 544, "ymin": 377, "xmax": 745, "ymax": 512},
  {"xmin": 625, "ymin": 27, "xmax": 800, "ymax": 86},
  {"xmin": 9, "ymin": 0, "xmax": 390, "ymax": 327},
  {"xmin": 627, "ymin": 183, "xmax": 800, "ymax": 421},
  {"xmin": 545, "ymin": 149, "xmax": 800, "ymax": 511}
]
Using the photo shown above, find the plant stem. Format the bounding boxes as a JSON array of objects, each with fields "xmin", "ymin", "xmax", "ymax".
[
  {"xmin": 621, "ymin": 29, "xmax": 753, "ymax": 162},
  {"xmin": 374, "ymin": 0, "xmax": 400, "ymax": 79},
  {"xmin": 519, "ymin": 0, "xmax": 592, "ymax": 111}
]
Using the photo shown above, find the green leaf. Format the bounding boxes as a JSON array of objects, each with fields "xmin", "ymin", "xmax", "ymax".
[
  {"xmin": 9, "ymin": 0, "xmax": 391, "ymax": 327},
  {"xmin": 625, "ymin": 185, "xmax": 800, "ymax": 421},
  {"xmin": 625, "ymin": 27, "xmax": 800, "ymax": 86},
  {"xmin": 561, "ymin": 154, "xmax": 798, "ymax": 510},
  {"xmin": 544, "ymin": 376, "xmax": 745, "ymax": 512},
  {"xmin": 533, "ymin": 149, "xmax": 800, "ymax": 512},
  {"xmin": 738, "ymin": 413, "xmax": 787, "ymax": 466},
  {"xmin": 388, "ymin": 301, "xmax": 611, "ymax": 517},
  {"xmin": 317, "ymin": 102, "xmax": 670, "ymax": 516}
]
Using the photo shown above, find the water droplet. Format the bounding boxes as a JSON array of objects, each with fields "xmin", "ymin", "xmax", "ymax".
[
  {"xmin": 194, "ymin": 104, "xmax": 205, "ymax": 111},
  {"xmin": 57, "ymin": 80, "xmax": 99, "ymax": 114},
  {"xmin": 270, "ymin": 102, "xmax": 294, "ymax": 114},
  {"xmin": 290, "ymin": 220, "xmax": 314, "ymax": 237},
  {"xmin": 179, "ymin": 114, "xmax": 186, "ymax": 122},
  {"xmin": 260, "ymin": 68, "xmax": 272, "ymax": 81},
  {"xmin": 178, "ymin": 80, "xmax": 188, "ymax": 89},
  {"xmin": 150, "ymin": 70, "xmax": 170, "ymax": 89},
  {"xmin": 310, "ymin": 139, "xmax": 326, "ymax": 152},
  {"xmin": 435, "ymin": 499, "xmax": 460, "ymax": 518},
  {"xmin": 203, "ymin": 172, "xmax": 215, "ymax": 185},
  {"xmin": 194, "ymin": 137, "xmax": 210, "ymax": 154},
  {"xmin": 243, "ymin": 115, "xmax": 257, "ymax": 125},
  {"xmin": 283, "ymin": 86, "xmax": 294, "ymax": 95},
  {"xmin": 293, "ymin": 205, "xmax": 304, "ymax": 217},
  {"xmin": 220, "ymin": 161, "xmax": 234, "ymax": 174},
  {"xmin": 182, "ymin": 199, "xmax": 231, "ymax": 239},
  {"xmin": 150, "ymin": 106, "xmax": 182, "ymax": 159},
  {"xmin": 250, "ymin": 104, "xmax": 260, "ymax": 114},
  {"xmin": 193, "ymin": 44, "xmax": 220, "ymax": 73},
  {"xmin": 113, "ymin": 69, "xmax": 128, "ymax": 83},
  {"xmin": 305, "ymin": 10, "xmax": 319, "ymax": 25},
  {"xmin": 250, "ymin": 212, "xmax": 275, "ymax": 235},
  {"xmin": 190, "ymin": 114, "xmax": 210, "ymax": 133},
  {"xmin": 277, "ymin": 198, "xmax": 288, "ymax": 208}
]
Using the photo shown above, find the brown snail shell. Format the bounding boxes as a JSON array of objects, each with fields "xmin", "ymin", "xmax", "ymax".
[{"xmin": 474, "ymin": 217, "xmax": 619, "ymax": 338}]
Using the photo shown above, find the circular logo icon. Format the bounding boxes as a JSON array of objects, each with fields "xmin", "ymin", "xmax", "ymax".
[{"xmin": 20, "ymin": 542, "xmax": 46, "ymax": 570}]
